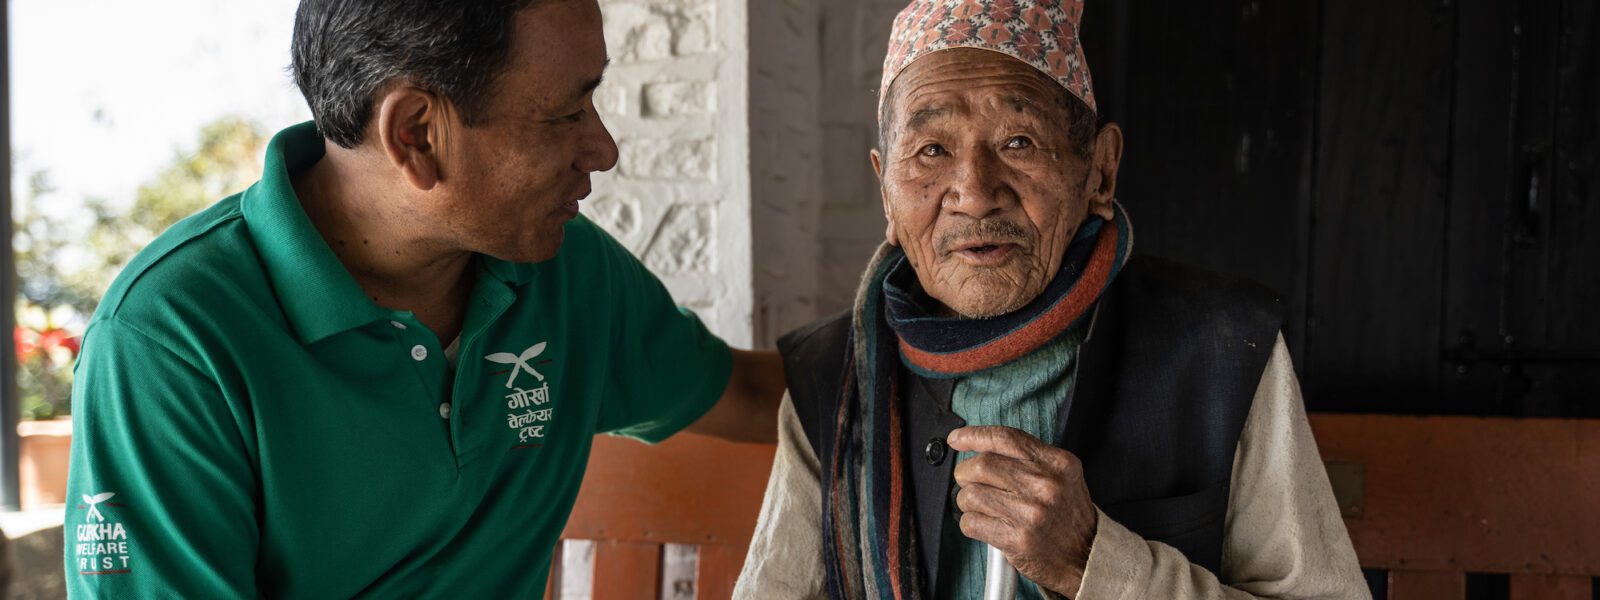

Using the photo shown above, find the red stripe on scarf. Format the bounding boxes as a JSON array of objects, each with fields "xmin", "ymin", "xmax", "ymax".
[
  {"xmin": 899, "ymin": 221, "xmax": 1120, "ymax": 373},
  {"xmin": 886, "ymin": 375, "xmax": 906, "ymax": 598}
]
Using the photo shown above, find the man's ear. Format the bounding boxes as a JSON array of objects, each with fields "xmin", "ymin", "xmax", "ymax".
[
  {"xmin": 374, "ymin": 86, "xmax": 448, "ymax": 192},
  {"xmin": 1084, "ymin": 122, "xmax": 1123, "ymax": 220},
  {"xmin": 871, "ymin": 149, "xmax": 900, "ymax": 246}
]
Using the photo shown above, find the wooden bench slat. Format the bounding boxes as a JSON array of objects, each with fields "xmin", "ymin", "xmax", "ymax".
[
  {"xmin": 1509, "ymin": 574, "xmax": 1592, "ymax": 600},
  {"xmin": 1310, "ymin": 415, "xmax": 1600, "ymax": 574},
  {"xmin": 695, "ymin": 544, "xmax": 746, "ymax": 599},
  {"xmin": 593, "ymin": 541, "xmax": 661, "ymax": 600},
  {"xmin": 564, "ymin": 434, "xmax": 776, "ymax": 545},
  {"xmin": 1388, "ymin": 571, "xmax": 1463, "ymax": 599}
]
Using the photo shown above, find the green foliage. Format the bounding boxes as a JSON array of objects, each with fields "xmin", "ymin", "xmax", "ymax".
[
  {"xmin": 13, "ymin": 116, "xmax": 267, "ymax": 419},
  {"xmin": 82, "ymin": 116, "xmax": 267, "ymax": 293}
]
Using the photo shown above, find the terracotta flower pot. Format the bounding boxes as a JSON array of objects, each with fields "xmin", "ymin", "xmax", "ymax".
[{"xmin": 17, "ymin": 418, "xmax": 72, "ymax": 508}]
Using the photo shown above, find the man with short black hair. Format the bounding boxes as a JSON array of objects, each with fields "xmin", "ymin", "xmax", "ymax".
[{"xmin": 63, "ymin": 1, "xmax": 783, "ymax": 596}]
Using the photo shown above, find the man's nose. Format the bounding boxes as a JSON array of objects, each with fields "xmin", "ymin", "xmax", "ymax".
[
  {"xmin": 945, "ymin": 147, "xmax": 1010, "ymax": 219},
  {"xmin": 577, "ymin": 112, "xmax": 620, "ymax": 174}
]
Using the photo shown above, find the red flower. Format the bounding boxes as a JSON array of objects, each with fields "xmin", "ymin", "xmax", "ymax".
[
  {"xmin": 36, "ymin": 328, "xmax": 81, "ymax": 358},
  {"xmin": 14, "ymin": 327, "xmax": 35, "ymax": 363}
]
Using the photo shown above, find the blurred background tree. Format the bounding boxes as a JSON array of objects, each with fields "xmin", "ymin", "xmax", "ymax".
[{"xmin": 12, "ymin": 116, "xmax": 265, "ymax": 419}]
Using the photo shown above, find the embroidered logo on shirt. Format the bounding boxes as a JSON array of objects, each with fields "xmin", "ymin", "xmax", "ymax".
[
  {"xmin": 487, "ymin": 342, "xmax": 556, "ymax": 449},
  {"xmin": 75, "ymin": 491, "xmax": 133, "ymax": 576}
]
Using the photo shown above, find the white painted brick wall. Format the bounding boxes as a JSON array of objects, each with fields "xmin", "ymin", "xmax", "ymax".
[
  {"xmin": 589, "ymin": 0, "xmax": 891, "ymax": 345},
  {"xmin": 642, "ymin": 81, "xmax": 713, "ymax": 117},
  {"xmin": 592, "ymin": 0, "xmax": 753, "ymax": 346}
]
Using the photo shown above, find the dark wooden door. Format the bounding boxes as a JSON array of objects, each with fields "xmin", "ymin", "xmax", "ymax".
[{"xmin": 1084, "ymin": 0, "xmax": 1600, "ymax": 418}]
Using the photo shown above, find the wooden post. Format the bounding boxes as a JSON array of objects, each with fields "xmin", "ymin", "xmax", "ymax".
[{"xmin": 0, "ymin": 0, "xmax": 20, "ymax": 512}]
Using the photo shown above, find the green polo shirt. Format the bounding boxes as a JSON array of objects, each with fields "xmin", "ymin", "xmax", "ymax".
[{"xmin": 63, "ymin": 122, "xmax": 732, "ymax": 598}]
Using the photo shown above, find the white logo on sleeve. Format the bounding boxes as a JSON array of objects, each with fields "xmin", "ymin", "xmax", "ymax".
[
  {"xmin": 83, "ymin": 492, "xmax": 114, "ymax": 522},
  {"xmin": 486, "ymin": 342, "xmax": 557, "ymax": 449},
  {"xmin": 75, "ymin": 491, "xmax": 133, "ymax": 575}
]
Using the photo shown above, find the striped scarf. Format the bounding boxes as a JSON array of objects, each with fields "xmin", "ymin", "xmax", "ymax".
[{"xmin": 824, "ymin": 205, "xmax": 1131, "ymax": 599}]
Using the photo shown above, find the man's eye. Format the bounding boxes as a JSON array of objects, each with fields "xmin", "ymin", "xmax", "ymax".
[
  {"xmin": 920, "ymin": 144, "xmax": 947, "ymax": 157},
  {"xmin": 1006, "ymin": 136, "xmax": 1033, "ymax": 150},
  {"xmin": 558, "ymin": 110, "xmax": 585, "ymax": 123}
]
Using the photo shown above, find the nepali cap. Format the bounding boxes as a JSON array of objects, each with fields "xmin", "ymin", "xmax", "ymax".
[{"xmin": 879, "ymin": 0, "xmax": 1096, "ymax": 120}]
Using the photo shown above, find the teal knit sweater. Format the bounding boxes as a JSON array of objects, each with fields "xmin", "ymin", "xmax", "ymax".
[{"xmin": 934, "ymin": 328, "xmax": 1083, "ymax": 599}]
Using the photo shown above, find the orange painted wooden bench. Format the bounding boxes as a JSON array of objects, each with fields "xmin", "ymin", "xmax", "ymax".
[
  {"xmin": 552, "ymin": 416, "xmax": 1599, "ymax": 599},
  {"xmin": 1312, "ymin": 415, "xmax": 1600, "ymax": 599},
  {"xmin": 550, "ymin": 433, "xmax": 775, "ymax": 599}
]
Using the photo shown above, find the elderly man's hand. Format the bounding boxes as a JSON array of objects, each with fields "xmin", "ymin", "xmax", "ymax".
[{"xmin": 947, "ymin": 426, "xmax": 1097, "ymax": 596}]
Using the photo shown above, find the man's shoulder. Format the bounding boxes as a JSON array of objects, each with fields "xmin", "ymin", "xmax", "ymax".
[
  {"xmin": 1115, "ymin": 255, "xmax": 1286, "ymax": 335},
  {"xmin": 94, "ymin": 194, "xmax": 272, "ymax": 335}
]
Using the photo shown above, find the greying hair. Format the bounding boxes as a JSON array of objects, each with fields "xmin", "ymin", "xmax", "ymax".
[{"xmin": 291, "ymin": 0, "xmax": 540, "ymax": 148}]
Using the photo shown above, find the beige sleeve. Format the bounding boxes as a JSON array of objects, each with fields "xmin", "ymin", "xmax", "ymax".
[
  {"xmin": 1072, "ymin": 333, "xmax": 1370, "ymax": 600},
  {"xmin": 733, "ymin": 392, "xmax": 827, "ymax": 599}
]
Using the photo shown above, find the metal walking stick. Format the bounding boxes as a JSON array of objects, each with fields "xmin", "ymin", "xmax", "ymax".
[{"xmin": 983, "ymin": 543, "xmax": 1018, "ymax": 600}]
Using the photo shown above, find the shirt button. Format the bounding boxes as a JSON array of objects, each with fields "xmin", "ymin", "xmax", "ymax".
[
  {"xmin": 390, "ymin": 320, "xmax": 408, "ymax": 330},
  {"xmin": 410, "ymin": 345, "xmax": 428, "ymax": 361},
  {"xmin": 439, "ymin": 402, "xmax": 452, "ymax": 419},
  {"xmin": 925, "ymin": 437, "xmax": 948, "ymax": 465}
]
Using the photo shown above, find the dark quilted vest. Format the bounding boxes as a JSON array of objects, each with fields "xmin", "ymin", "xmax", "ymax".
[{"xmin": 778, "ymin": 255, "xmax": 1284, "ymax": 592}]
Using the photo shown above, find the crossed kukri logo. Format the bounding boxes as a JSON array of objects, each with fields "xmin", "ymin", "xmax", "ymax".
[
  {"xmin": 83, "ymin": 492, "xmax": 115, "ymax": 522},
  {"xmin": 485, "ymin": 342, "xmax": 547, "ymax": 388}
]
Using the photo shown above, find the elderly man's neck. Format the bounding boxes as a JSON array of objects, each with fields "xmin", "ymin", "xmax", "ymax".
[{"xmin": 291, "ymin": 142, "xmax": 475, "ymax": 341}]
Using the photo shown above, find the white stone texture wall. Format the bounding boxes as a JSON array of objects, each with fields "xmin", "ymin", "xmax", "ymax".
[
  {"xmin": 815, "ymin": 0, "xmax": 904, "ymax": 315},
  {"xmin": 592, "ymin": 0, "xmax": 754, "ymax": 346}
]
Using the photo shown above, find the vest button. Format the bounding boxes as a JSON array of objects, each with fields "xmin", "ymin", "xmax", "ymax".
[{"xmin": 925, "ymin": 438, "xmax": 948, "ymax": 465}]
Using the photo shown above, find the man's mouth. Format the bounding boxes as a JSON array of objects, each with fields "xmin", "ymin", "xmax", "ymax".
[
  {"xmin": 561, "ymin": 187, "xmax": 592, "ymax": 216},
  {"xmin": 951, "ymin": 241, "xmax": 1020, "ymax": 266}
]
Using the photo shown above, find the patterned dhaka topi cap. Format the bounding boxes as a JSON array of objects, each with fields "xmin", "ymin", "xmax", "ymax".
[{"xmin": 879, "ymin": 0, "xmax": 1095, "ymax": 120}]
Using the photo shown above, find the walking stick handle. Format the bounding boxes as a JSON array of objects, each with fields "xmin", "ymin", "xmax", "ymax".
[{"xmin": 983, "ymin": 543, "xmax": 1018, "ymax": 599}]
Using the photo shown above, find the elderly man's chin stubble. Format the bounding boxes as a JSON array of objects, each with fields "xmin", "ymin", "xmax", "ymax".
[
  {"xmin": 941, "ymin": 262, "xmax": 1048, "ymax": 319},
  {"xmin": 914, "ymin": 220, "xmax": 1048, "ymax": 319}
]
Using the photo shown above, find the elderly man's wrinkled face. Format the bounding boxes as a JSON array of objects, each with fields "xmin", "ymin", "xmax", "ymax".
[{"xmin": 872, "ymin": 48, "xmax": 1121, "ymax": 318}]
